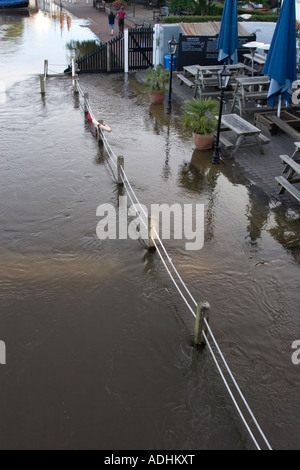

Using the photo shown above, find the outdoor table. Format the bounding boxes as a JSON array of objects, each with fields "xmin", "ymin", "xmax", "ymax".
[
  {"xmin": 276, "ymin": 153, "xmax": 300, "ymax": 202},
  {"xmin": 261, "ymin": 43, "xmax": 270, "ymax": 56},
  {"xmin": 192, "ymin": 63, "xmax": 253, "ymax": 99},
  {"xmin": 242, "ymin": 41, "xmax": 265, "ymax": 76},
  {"xmin": 182, "ymin": 65, "xmax": 200, "ymax": 77},
  {"xmin": 218, "ymin": 113, "xmax": 269, "ymax": 157},
  {"xmin": 275, "ymin": 142, "xmax": 300, "ymax": 201},
  {"xmin": 230, "ymin": 75, "xmax": 270, "ymax": 115}
]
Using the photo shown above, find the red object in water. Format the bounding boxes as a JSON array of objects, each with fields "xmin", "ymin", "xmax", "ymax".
[{"xmin": 87, "ymin": 110, "xmax": 93, "ymax": 121}]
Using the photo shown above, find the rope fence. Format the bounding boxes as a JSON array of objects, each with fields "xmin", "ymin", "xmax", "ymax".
[{"xmin": 72, "ymin": 76, "xmax": 272, "ymax": 451}]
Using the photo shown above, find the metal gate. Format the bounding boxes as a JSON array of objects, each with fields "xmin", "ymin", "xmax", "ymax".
[
  {"xmin": 64, "ymin": 28, "xmax": 153, "ymax": 74},
  {"xmin": 66, "ymin": 34, "xmax": 124, "ymax": 74},
  {"xmin": 128, "ymin": 28, "xmax": 153, "ymax": 71}
]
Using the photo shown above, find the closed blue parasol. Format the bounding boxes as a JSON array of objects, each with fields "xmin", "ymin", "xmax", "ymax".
[
  {"xmin": 263, "ymin": 0, "xmax": 297, "ymax": 113},
  {"xmin": 217, "ymin": 0, "xmax": 238, "ymax": 64}
]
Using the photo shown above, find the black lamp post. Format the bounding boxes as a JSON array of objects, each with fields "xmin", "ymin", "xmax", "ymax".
[
  {"xmin": 166, "ymin": 35, "xmax": 178, "ymax": 114},
  {"xmin": 212, "ymin": 65, "xmax": 231, "ymax": 164}
]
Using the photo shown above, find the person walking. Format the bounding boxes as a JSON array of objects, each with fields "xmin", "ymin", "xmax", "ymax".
[
  {"xmin": 117, "ymin": 6, "xmax": 126, "ymax": 35},
  {"xmin": 108, "ymin": 10, "xmax": 115, "ymax": 36}
]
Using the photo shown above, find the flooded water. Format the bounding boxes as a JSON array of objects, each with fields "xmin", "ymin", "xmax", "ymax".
[{"xmin": 1, "ymin": 1, "xmax": 300, "ymax": 451}]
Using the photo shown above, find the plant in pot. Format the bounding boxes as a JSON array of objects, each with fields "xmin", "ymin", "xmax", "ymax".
[
  {"xmin": 181, "ymin": 97, "xmax": 219, "ymax": 150},
  {"xmin": 145, "ymin": 65, "xmax": 170, "ymax": 105}
]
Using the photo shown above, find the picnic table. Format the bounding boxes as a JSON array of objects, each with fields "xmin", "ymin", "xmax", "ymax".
[
  {"xmin": 178, "ymin": 63, "xmax": 253, "ymax": 99},
  {"xmin": 243, "ymin": 53, "xmax": 266, "ymax": 75},
  {"xmin": 218, "ymin": 113, "xmax": 270, "ymax": 157},
  {"xmin": 275, "ymin": 142, "xmax": 300, "ymax": 202},
  {"xmin": 230, "ymin": 76, "xmax": 270, "ymax": 115},
  {"xmin": 242, "ymin": 41, "xmax": 269, "ymax": 76},
  {"xmin": 93, "ymin": 0, "xmax": 105, "ymax": 10}
]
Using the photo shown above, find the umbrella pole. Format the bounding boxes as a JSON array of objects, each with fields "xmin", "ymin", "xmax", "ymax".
[{"xmin": 277, "ymin": 96, "xmax": 282, "ymax": 118}]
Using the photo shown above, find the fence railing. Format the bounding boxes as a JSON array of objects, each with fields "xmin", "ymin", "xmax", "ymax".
[
  {"xmin": 73, "ymin": 77, "xmax": 273, "ymax": 452},
  {"xmin": 64, "ymin": 28, "xmax": 153, "ymax": 74}
]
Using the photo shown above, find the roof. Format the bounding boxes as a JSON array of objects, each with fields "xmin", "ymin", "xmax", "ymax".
[{"xmin": 179, "ymin": 22, "xmax": 251, "ymax": 37}]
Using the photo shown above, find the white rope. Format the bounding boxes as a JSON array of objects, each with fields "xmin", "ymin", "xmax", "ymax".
[
  {"xmin": 151, "ymin": 237, "xmax": 197, "ymax": 318},
  {"xmin": 100, "ymin": 131, "xmax": 118, "ymax": 165},
  {"xmin": 119, "ymin": 157, "xmax": 272, "ymax": 451},
  {"xmin": 98, "ymin": 124, "xmax": 272, "ymax": 450},
  {"xmin": 73, "ymin": 80, "xmax": 272, "ymax": 451},
  {"xmin": 203, "ymin": 318, "xmax": 272, "ymax": 450},
  {"xmin": 120, "ymin": 173, "xmax": 148, "ymax": 232},
  {"xmin": 202, "ymin": 331, "xmax": 261, "ymax": 451},
  {"xmin": 152, "ymin": 226, "xmax": 198, "ymax": 308},
  {"xmin": 120, "ymin": 166, "xmax": 148, "ymax": 218}
]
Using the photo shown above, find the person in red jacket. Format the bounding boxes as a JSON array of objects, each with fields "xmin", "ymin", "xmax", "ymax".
[{"xmin": 117, "ymin": 6, "xmax": 126, "ymax": 35}]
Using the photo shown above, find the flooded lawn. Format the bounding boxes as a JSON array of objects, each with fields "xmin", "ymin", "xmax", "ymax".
[{"xmin": 0, "ymin": 1, "xmax": 300, "ymax": 450}]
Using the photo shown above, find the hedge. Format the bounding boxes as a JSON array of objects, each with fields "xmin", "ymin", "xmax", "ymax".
[{"xmin": 162, "ymin": 13, "xmax": 278, "ymax": 23}]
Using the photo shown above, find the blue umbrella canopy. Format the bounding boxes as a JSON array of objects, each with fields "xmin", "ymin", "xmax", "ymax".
[
  {"xmin": 263, "ymin": 0, "xmax": 297, "ymax": 108},
  {"xmin": 217, "ymin": 0, "xmax": 238, "ymax": 64}
]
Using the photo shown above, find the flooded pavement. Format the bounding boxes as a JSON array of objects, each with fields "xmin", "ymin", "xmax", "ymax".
[{"xmin": 0, "ymin": 2, "xmax": 300, "ymax": 450}]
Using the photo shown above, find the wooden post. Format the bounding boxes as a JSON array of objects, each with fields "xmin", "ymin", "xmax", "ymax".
[
  {"xmin": 72, "ymin": 56, "xmax": 78, "ymax": 93},
  {"xmin": 117, "ymin": 156, "xmax": 124, "ymax": 185},
  {"xmin": 124, "ymin": 29, "xmax": 129, "ymax": 73},
  {"xmin": 44, "ymin": 59, "xmax": 48, "ymax": 78},
  {"xmin": 40, "ymin": 75, "xmax": 45, "ymax": 95},
  {"xmin": 107, "ymin": 44, "xmax": 111, "ymax": 73},
  {"xmin": 148, "ymin": 215, "xmax": 157, "ymax": 251},
  {"xmin": 84, "ymin": 93, "xmax": 89, "ymax": 116},
  {"xmin": 194, "ymin": 301, "xmax": 210, "ymax": 346},
  {"xmin": 96, "ymin": 124, "xmax": 102, "ymax": 144}
]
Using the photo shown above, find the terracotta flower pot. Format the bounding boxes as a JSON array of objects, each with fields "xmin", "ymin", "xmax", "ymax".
[
  {"xmin": 193, "ymin": 132, "xmax": 214, "ymax": 150},
  {"xmin": 150, "ymin": 91, "xmax": 165, "ymax": 105}
]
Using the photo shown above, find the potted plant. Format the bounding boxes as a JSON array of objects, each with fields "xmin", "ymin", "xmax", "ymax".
[
  {"xmin": 181, "ymin": 97, "xmax": 219, "ymax": 150},
  {"xmin": 145, "ymin": 65, "xmax": 170, "ymax": 105}
]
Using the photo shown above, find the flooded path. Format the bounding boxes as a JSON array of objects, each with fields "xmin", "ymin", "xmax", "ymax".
[{"xmin": 0, "ymin": 1, "xmax": 300, "ymax": 450}]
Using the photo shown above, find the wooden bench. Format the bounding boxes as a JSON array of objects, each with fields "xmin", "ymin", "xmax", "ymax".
[
  {"xmin": 232, "ymin": 91, "xmax": 269, "ymax": 115},
  {"xmin": 243, "ymin": 53, "xmax": 266, "ymax": 73},
  {"xmin": 275, "ymin": 154, "xmax": 300, "ymax": 201},
  {"xmin": 153, "ymin": 10, "xmax": 160, "ymax": 20},
  {"xmin": 219, "ymin": 135, "xmax": 235, "ymax": 150},
  {"xmin": 280, "ymin": 154, "xmax": 300, "ymax": 175},
  {"xmin": 243, "ymin": 53, "xmax": 266, "ymax": 66},
  {"xmin": 94, "ymin": 0, "xmax": 105, "ymax": 10},
  {"xmin": 218, "ymin": 113, "xmax": 269, "ymax": 157},
  {"xmin": 257, "ymin": 133, "xmax": 270, "ymax": 145},
  {"xmin": 177, "ymin": 74, "xmax": 194, "ymax": 88},
  {"xmin": 275, "ymin": 176, "xmax": 300, "ymax": 202}
]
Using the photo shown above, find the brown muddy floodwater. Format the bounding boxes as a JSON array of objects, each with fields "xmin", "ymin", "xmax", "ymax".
[{"xmin": 0, "ymin": 3, "xmax": 300, "ymax": 450}]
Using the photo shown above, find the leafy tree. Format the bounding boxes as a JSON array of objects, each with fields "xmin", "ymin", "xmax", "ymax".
[{"xmin": 169, "ymin": 0, "xmax": 197, "ymax": 14}]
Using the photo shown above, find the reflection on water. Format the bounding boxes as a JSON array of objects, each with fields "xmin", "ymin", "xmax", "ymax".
[
  {"xmin": 0, "ymin": 2, "xmax": 300, "ymax": 451},
  {"xmin": 0, "ymin": 0, "xmax": 100, "ymax": 90},
  {"xmin": 66, "ymin": 39, "xmax": 101, "ymax": 60}
]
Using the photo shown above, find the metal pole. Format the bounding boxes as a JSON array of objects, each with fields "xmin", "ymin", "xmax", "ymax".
[
  {"xmin": 212, "ymin": 87, "xmax": 224, "ymax": 165},
  {"xmin": 166, "ymin": 53, "xmax": 174, "ymax": 114}
]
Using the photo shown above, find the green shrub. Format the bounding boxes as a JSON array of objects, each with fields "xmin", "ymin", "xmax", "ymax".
[{"xmin": 162, "ymin": 12, "xmax": 278, "ymax": 23}]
